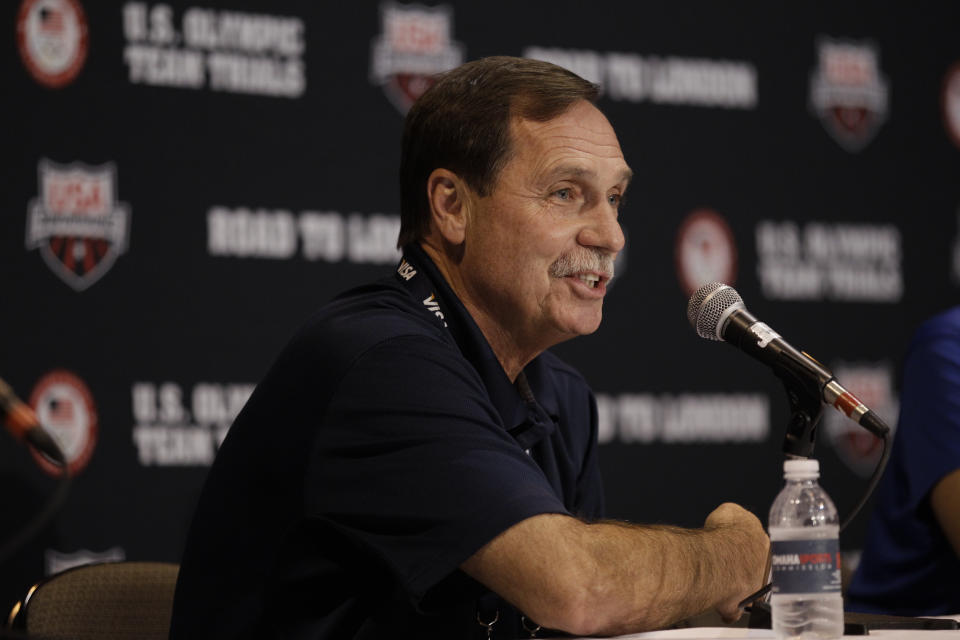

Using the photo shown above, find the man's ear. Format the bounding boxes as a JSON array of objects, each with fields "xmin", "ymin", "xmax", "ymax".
[{"xmin": 426, "ymin": 168, "xmax": 470, "ymax": 245}]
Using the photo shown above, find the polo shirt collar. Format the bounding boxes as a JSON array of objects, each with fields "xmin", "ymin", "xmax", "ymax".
[{"xmin": 397, "ymin": 244, "xmax": 557, "ymax": 450}]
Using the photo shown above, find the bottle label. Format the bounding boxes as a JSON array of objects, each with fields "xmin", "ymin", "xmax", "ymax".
[{"xmin": 770, "ymin": 538, "xmax": 842, "ymax": 595}]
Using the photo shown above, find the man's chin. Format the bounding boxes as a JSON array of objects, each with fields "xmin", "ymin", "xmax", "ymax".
[{"xmin": 554, "ymin": 311, "xmax": 603, "ymax": 340}]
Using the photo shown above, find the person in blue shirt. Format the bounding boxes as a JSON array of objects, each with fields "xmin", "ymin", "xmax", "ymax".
[
  {"xmin": 848, "ymin": 305, "xmax": 960, "ymax": 615},
  {"xmin": 170, "ymin": 56, "xmax": 769, "ymax": 639}
]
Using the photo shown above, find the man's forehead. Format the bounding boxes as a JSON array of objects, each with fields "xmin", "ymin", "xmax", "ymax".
[
  {"xmin": 516, "ymin": 101, "xmax": 623, "ymax": 141},
  {"xmin": 512, "ymin": 103, "xmax": 618, "ymax": 138},
  {"xmin": 507, "ymin": 107, "xmax": 632, "ymax": 185}
]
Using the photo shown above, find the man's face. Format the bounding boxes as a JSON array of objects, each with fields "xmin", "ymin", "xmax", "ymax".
[{"xmin": 457, "ymin": 99, "xmax": 631, "ymax": 356}]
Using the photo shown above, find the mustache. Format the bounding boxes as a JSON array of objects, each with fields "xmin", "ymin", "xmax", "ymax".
[{"xmin": 549, "ymin": 249, "xmax": 616, "ymax": 279}]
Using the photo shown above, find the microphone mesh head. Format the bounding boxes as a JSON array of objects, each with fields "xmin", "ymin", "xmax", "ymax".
[{"xmin": 687, "ymin": 282, "xmax": 743, "ymax": 340}]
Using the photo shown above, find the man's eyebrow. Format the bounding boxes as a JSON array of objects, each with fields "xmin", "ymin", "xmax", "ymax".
[
  {"xmin": 542, "ymin": 164, "xmax": 594, "ymax": 182},
  {"xmin": 542, "ymin": 164, "xmax": 634, "ymax": 186}
]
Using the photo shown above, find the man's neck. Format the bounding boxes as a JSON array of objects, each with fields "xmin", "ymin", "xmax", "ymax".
[{"xmin": 418, "ymin": 240, "xmax": 541, "ymax": 382}]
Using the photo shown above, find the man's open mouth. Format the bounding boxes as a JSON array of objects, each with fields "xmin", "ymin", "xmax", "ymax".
[
  {"xmin": 571, "ymin": 273, "xmax": 605, "ymax": 289},
  {"xmin": 577, "ymin": 273, "xmax": 601, "ymax": 288}
]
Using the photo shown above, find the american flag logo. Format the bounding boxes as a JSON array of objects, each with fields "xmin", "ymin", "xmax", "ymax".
[
  {"xmin": 47, "ymin": 397, "xmax": 75, "ymax": 423},
  {"xmin": 39, "ymin": 6, "xmax": 65, "ymax": 33},
  {"xmin": 16, "ymin": 0, "xmax": 89, "ymax": 88},
  {"xmin": 28, "ymin": 369, "xmax": 99, "ymax": 477}
]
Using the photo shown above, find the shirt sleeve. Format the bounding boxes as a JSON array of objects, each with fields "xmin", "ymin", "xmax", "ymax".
[
  {"xmin": 897, "ymin": 323, "xmax": 960, "ymax": 509},
  {"xmin": 302, "ymin": 333, "xmax": 569, "ymax": 604}
]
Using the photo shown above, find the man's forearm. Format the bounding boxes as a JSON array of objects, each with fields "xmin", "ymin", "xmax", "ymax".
[
  {"xmin": 462, "ymin": 504, "xmax": 769, "ymax": 636},
  {"xmin": 567, "ymin": 516, "xmax": 765, "ymax": 633}
]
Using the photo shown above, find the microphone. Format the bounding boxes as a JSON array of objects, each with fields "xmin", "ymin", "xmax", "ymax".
[
  {"xmin": 687, "ymin": 282, "xmax": 890, "ymax": 439},
  {"xmin": 0, "ymin": 377, "xmax": 66, "ymax": 465}
]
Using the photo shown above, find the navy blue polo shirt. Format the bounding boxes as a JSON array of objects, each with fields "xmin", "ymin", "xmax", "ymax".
[{"xmin": 170, "ymin": 244, "xmax": 605, "ymax": 639}]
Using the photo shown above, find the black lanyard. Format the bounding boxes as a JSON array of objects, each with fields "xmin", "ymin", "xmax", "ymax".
[
  {"xmin": 395, "ymin": 253, "xmax": 449, "ymax": 330},
  {"xmin": 393, "ymin": 250, "xmax": 556, "ymax": 452}
]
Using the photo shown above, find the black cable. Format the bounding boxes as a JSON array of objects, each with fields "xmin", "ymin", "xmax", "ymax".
[
  {"xmin": 840, "ymin": 432, "xmax": 890, "ymax": 533},
  {"xmin": 0, "ymin": 446, "xmax": 71, "ymax": 566}
]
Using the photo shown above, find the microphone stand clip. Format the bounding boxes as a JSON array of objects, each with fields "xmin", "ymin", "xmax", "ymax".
[{"xmin": 777, "ymin": 369, "xmax": 825, "ymax": 460}]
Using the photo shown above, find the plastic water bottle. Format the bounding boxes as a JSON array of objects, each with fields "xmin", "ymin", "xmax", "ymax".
[{"xmin": 769, "ymin": 458, "xmax": 843, "ymax": 639}]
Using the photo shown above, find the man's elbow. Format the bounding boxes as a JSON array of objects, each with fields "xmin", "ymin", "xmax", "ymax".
[
  {"xmin": 523, "ymin": 583, "xmax": 604, "ymax": 636},
  {"xmin": 523, "ymin": 575, "xmax": 649, "ymax": 637}
]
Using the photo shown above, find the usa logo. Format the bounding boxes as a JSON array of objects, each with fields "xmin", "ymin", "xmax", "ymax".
[
  {"xmin": 823, "ymin": 363, "xmax": 897, "ymax": 477},
  {"xmin": 17, "ymin": 0, "xmax": 88, "ymax": 88},
  {"xmin": 29, "ymin": 369, "xmax": 98, "ymax": 477},
  {"xmin": 369, "ymin": 1, "xmax": 464, "ymax": 114},
  {"xmin": 26, "ymin": 159, "xmax": 131, "ymax": 291},
  {"xmin": 809, "ymin": 38, "xmax": 889, "ymax": 152},
  {"xmin": 674, "ymin": 209, "xmax": 738, "ymax": 297}
]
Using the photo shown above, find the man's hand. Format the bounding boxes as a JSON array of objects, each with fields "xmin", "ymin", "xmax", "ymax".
[{"xmin": 703, "ymin": 503, "xmax": 770, "ymax": 622}]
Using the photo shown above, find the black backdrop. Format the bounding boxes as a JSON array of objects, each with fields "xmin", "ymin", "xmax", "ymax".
[{"xmin": 4, "ymin": 0, "xmax": 960, "ymax": 614}]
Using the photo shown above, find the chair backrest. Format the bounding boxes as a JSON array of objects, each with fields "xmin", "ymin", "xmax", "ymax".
[{"xmin": 8, "ymin": 561, "xmax": 179, "ymax": 640}]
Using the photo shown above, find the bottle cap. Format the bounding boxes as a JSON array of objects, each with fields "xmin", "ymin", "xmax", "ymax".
[{"xmin": 784, "ymin": 458, "xmax": 819, "ymax": 478}]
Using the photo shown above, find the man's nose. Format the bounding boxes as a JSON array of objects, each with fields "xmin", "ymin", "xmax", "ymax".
[{"xmin": 577, "ymin": 206, "xmax": 625, "ymax": 255}]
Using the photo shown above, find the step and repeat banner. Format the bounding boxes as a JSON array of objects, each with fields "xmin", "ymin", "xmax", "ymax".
[{"xmin": 3, "ymin": 0, "xmax": 960, "ymax": 611}]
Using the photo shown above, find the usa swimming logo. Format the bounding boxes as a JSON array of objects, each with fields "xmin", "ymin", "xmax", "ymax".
[
  {"xmin": 369, "ymin": 1, "xmax": 464, "ymax": 114},
  {"xmin": 26, "ymin": 159, "xmax": 131, "ymax": 291},
  {"xmin": 809, "ymin": 37, "xmax": 889, "ymax": 152}
]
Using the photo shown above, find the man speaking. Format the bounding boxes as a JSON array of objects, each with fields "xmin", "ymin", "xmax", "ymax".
[{"xmin": 170, "ymin": 56, "xmax": 768, "ymax": 639}]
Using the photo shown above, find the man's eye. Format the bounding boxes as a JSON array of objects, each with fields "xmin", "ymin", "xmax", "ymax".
[
  {"xmin": 608, "ymin": 194, "xmax": 620, "ymax": 206},
  {"xmin": 554, "ymin": 188, "xmax": 572, "ymax": 200}
]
